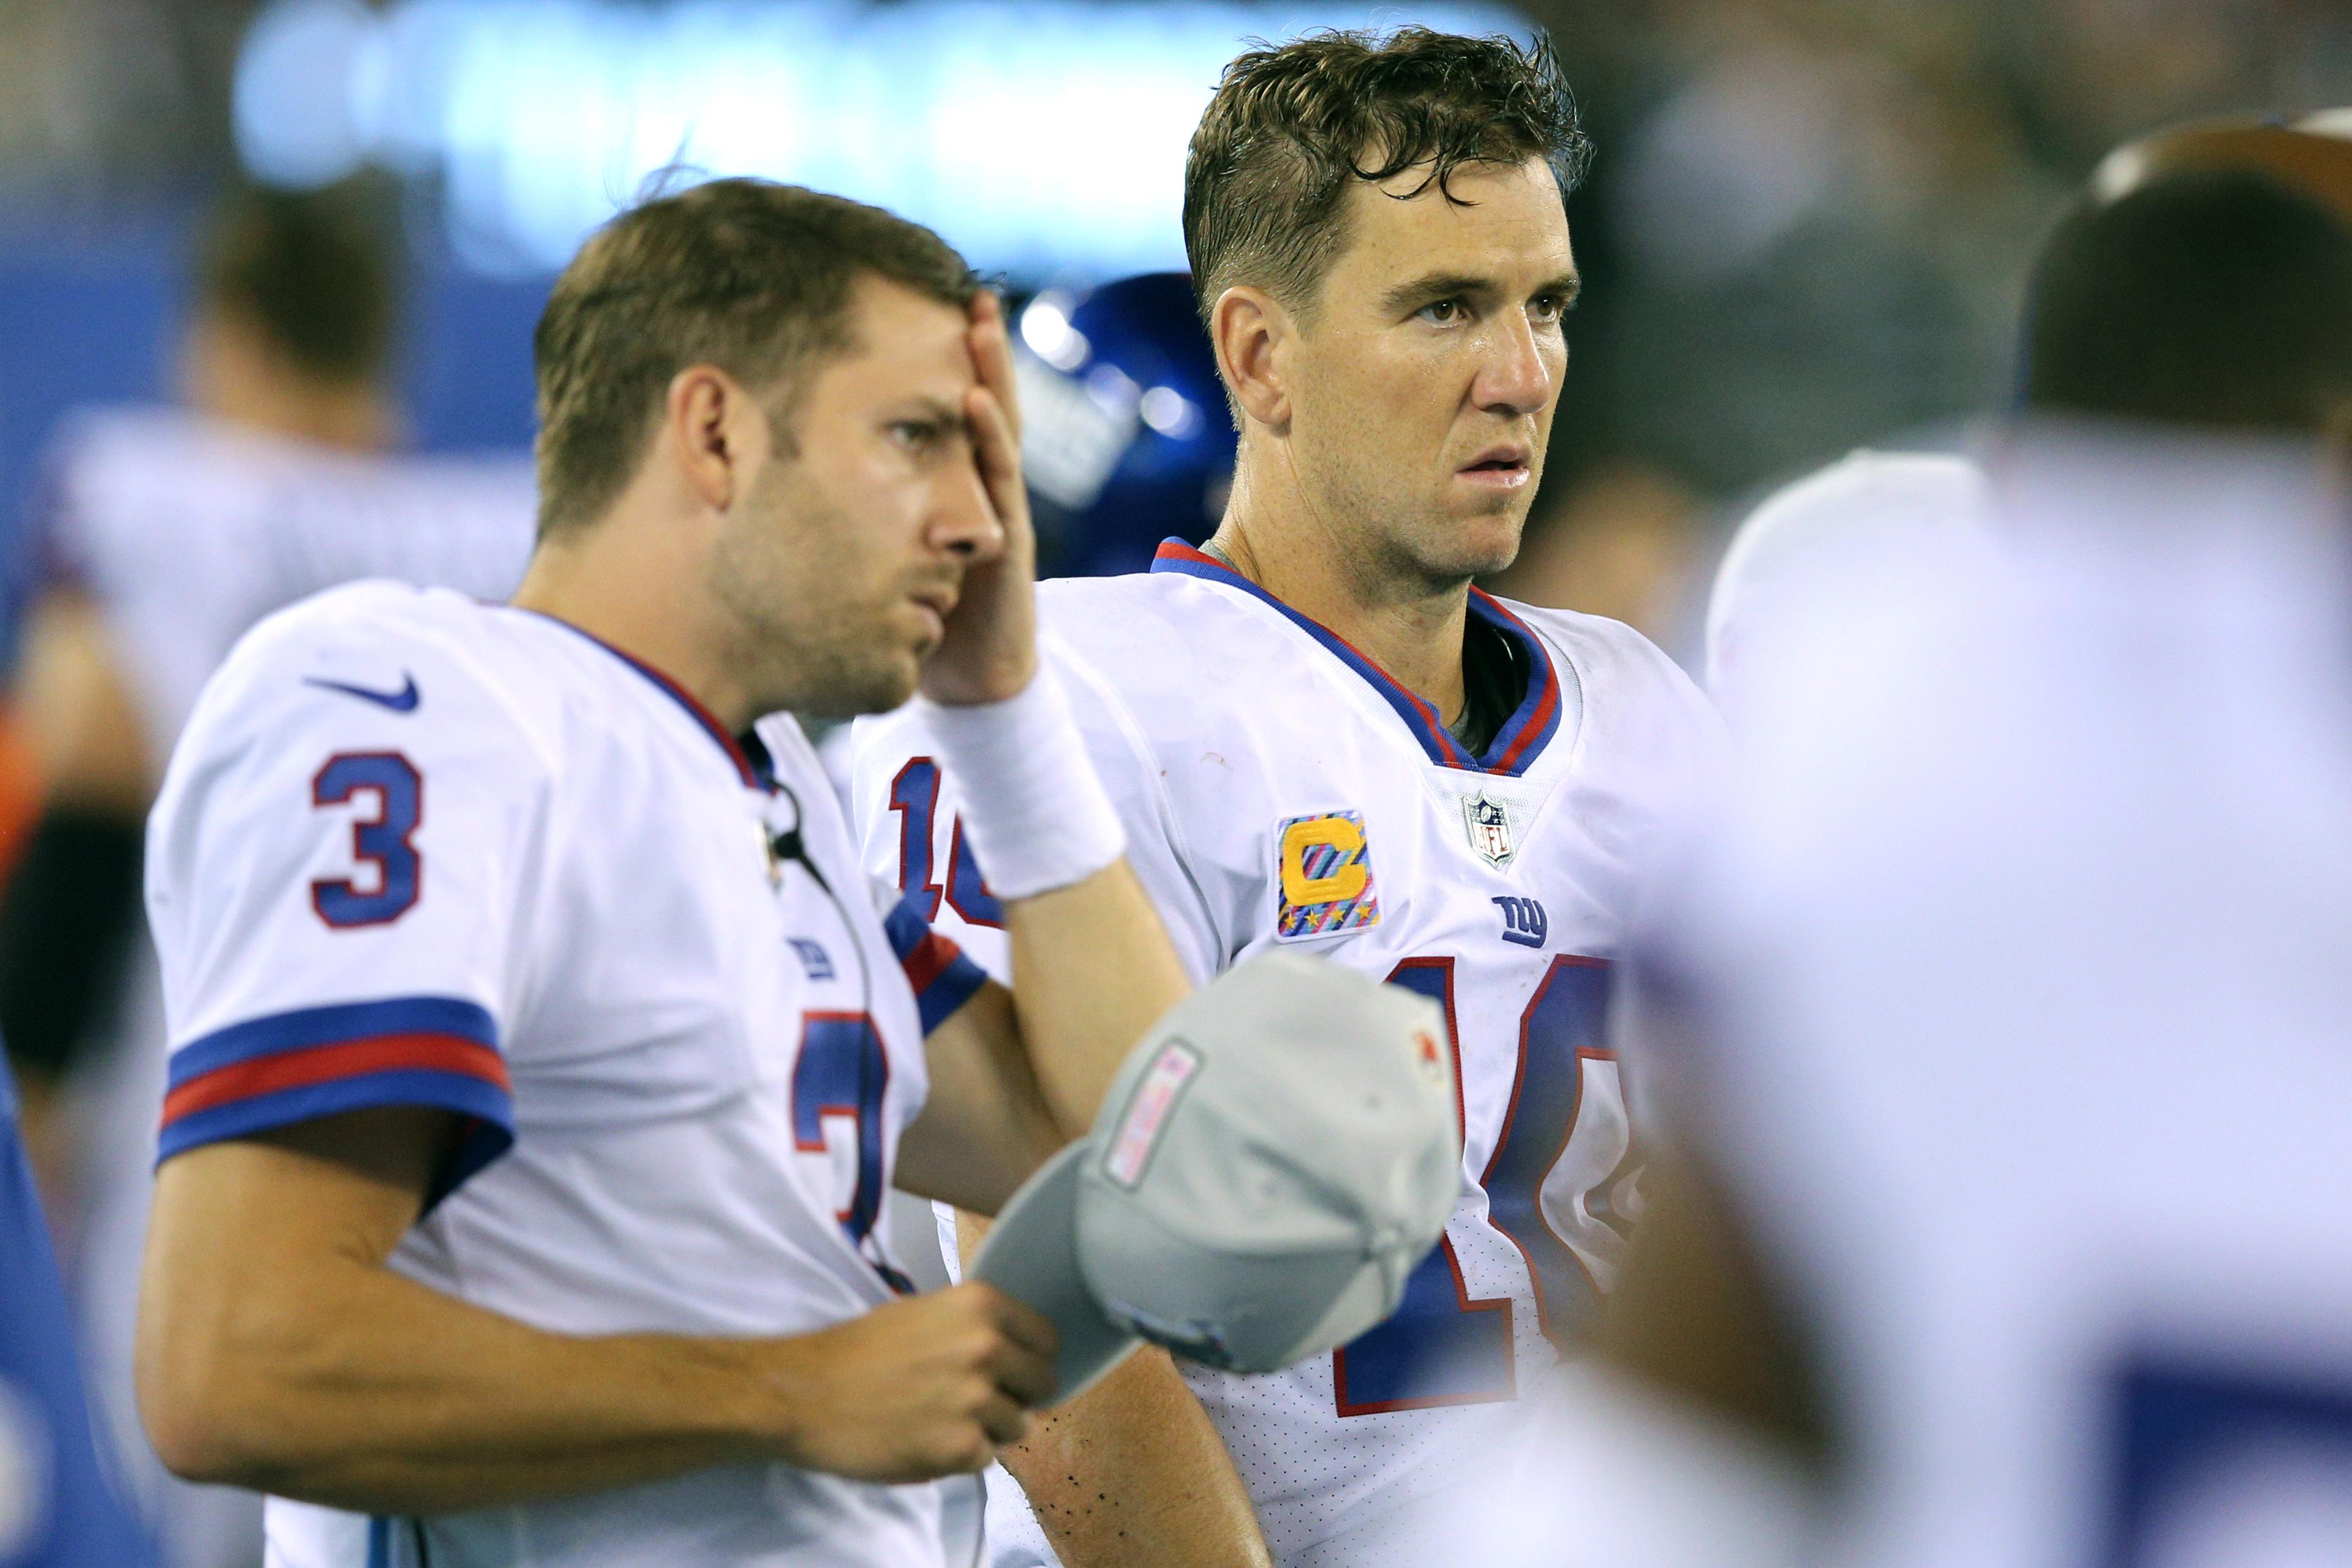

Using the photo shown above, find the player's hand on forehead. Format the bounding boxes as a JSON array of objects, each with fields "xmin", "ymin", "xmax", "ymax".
[{"xmin": 919, "ymin": 289, "xmax": 1039, "ymax": 707}]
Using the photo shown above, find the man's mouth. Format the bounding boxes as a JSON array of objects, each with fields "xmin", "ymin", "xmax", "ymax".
[
  {"xmin": 910, "ymin": 586, "xmax": 957, "ymax": 643},
  {"xmin": 1458, "ymin": 445, "xmax": 1532, "ymax": 488}
]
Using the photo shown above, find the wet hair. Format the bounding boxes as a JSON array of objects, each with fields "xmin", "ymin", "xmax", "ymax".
[
  {"xmin": 2024, "ymin": 170, "xmax": 2352, "ymax": 434},
  {"xmin": 1182, "ymin": 27, "xmax": 1589, "ymax": 329},
  {"xmin": 532, "ymin": 178, "xmax": 980, "ymax": 538}
]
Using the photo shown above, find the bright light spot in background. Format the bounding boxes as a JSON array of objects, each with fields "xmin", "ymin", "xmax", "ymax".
[
  {"xmin": 1140, "ymin": 385, "xmax": 1201, "ymax": 439},
  {"xmin": 1020, "ymin": 292, "xmax": 1090, "ymax": 372},
  {"xmin": 234, "ymin": 0, "xmax": 1528, "ymax": 279}
]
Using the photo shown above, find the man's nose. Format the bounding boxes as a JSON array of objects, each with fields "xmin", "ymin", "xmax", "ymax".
[
  {"xmin": 931, "ymin": 461, "xmax": 1007, "ymax": 563},
  {"xmin": 1472, "ymin": 313, "xmax": 1555, "ymax": 417}
]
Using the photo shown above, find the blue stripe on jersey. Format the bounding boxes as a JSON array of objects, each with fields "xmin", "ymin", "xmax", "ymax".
[
  {"xmin": 159, "ymin": 1069, "xmax": 514, "ymax": 1174},
  {"xmin": 166, "ymin": 995, "xmax": 498, "ymax": 1085},
  {"xmin": 1150, "ymin": 540, "xmax": 1566, "ymax": 777},
  {"xmin": 882, "ymin": 896, "xmax": 990, "ymax": 1034},
  {"xmin": 159, "ymin": 997, "xmax": 513, "ymax": 1210}
]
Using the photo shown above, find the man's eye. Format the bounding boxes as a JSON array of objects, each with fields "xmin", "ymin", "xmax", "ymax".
[
  {"xmin": 1417, "ymin": 298, "xmax": 1465, "ymax": 325},
  {"xmin": 891, "ymin": 421, "xmax": 940, "ymax": 449},
  {"xmin": 1530, "ymin": 294, "xmax": 1569, "ymax": 324}
]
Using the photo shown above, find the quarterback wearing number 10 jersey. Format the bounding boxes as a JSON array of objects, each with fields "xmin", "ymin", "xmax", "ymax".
[{"xmin": 853, "ymin": 540, "xmax": 1724, "ymax": 1566}]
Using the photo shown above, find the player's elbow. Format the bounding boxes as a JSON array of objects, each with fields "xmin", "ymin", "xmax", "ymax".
[{"xmin": 137, "ymin": 1276, "xmax": 321, "ymax": 1488}]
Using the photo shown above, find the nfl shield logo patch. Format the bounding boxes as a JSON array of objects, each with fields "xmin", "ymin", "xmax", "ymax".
[
  {"xmin": 1273, "ymin": 811, "xmax": 1380, "ymax": 941},
  {"xmin": 1462, "ymin": 792, "xmax": 1515, "ymax": 868}
]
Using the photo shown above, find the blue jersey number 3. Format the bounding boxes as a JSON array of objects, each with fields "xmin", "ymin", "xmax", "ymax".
[{"xmin": 311, "ymin": 752, "xmax": 423, "ymax": 928}]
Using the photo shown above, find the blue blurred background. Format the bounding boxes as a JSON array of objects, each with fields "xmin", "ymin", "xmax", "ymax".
[{"xmin": 8, "ymin": 0, "xmax": 2352, "ymax": 647}]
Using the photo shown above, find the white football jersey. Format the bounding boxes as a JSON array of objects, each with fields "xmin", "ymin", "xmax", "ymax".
[
  {"xmin": 1646, "ymin": 428, "xmax": 2352, "ymax": 1568},
  {"xmin": 147, "ymin": 581, "xmax": 987, "ymax": 1568},
  {"xmin": 1703, "ymin": 448, "xmax": 1992, "ymax": 729},
  {"xmin": 852, "ymin": 541, "xmax": 1724, "ymax": 1566},
  {"xmin": 41, "ymin": 405, "xmax": 537, "ymax": 770}
]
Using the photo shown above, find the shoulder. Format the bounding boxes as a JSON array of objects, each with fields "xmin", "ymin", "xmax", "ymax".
[
  {"xmin": 1034, "ymin": 570, "xmax": 1322, "ymax": 727},
  {"xmin": 1708, "ymin": 449, "xmax": 1992, "ymax": 698},
  {"xmin": 1037, "ymin": 570, "xmax": 1275, "ymax": 660},
  {"xmin": 181, "ymin": 582, "xmax": 560, "ymax": 779}
]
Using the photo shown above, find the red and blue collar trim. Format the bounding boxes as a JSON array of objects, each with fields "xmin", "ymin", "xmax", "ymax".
[
  {"xmin": 518, "ymin": 611, "xmax": 769, "ymax": 790},
  {"xmin": 1151, "ymin": 539, "xmax": 1562, "ymax": 776}
]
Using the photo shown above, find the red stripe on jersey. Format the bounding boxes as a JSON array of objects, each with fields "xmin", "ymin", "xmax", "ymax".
[
  {"xmin": 160, "ymin": 1033, "xmax": 511, "ymax": 1125},
  {"xmin": 898, "ymin": 930, "xmax": 964, "ymax": 996}
]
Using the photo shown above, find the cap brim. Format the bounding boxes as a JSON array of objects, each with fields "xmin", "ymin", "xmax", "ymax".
[{"xmin": 970, "ymin": 1142, "xmax": 1141, "ymax": 1408}]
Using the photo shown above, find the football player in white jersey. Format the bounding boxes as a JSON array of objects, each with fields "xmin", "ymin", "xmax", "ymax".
[
  {"xmin": 0, "ymin": 187, "xmax": 535, "ymax": 1568},
  {"xmin": 1490, "ymin": 165, "xmax": 2352, "ymax": 1568},
  {"xmin": 853, "ymin": 29, "xmax": 1725, "ymax": 1568},
  {"xmin": 133, "ymin": 178, "xmax": 1194, "ymax": 1568}
]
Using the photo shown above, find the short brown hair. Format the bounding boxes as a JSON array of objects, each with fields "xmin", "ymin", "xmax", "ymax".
[
  {"xmin": 1183, "ymin": 28, "xmax": 1590, "ymax": 327},
  {"xmin": 198, "ymin": 181, "xmax": 396, "ymax": 385},
  {"xmin": 532, "ymin": 178, "xmax": 980, "ymax": 537}
]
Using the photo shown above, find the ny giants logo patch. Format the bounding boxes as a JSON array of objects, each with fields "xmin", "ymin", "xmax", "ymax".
[{"xmin": 1273, "ymin": 811, "xmax": 1380, "ymax": 941}]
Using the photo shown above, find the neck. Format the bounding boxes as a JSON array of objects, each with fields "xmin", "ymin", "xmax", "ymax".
[
  {"xmin": 1208, "ymin": 446, "xmax": 1471, "ymax": 725},
  {"xmin": 213, "ymin": 377, "xmax": 398, "ymax": 452},
  {"xmin": 509, "ymin": 500, "xmax": 756, "ymax": 732}
]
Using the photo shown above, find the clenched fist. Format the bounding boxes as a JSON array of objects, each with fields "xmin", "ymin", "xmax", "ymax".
[{"xmin": 756, "ymin": 1282, "xmax": 1060, "ymax": 1482}]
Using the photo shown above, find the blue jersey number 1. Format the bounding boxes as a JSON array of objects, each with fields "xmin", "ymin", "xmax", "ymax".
[
  {"xmin": 1333, "ymin": 954, "xmax": 1634, "ymax": 1415},
  {"xmin": 887, "ymin": 757, "xmax": 1002, "ymax": 928}
]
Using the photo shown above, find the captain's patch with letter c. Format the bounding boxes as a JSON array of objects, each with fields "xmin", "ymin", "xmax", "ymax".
[{"xmin": 1273, "ymin": 810, "xmax": 1380, "ymax": 941}]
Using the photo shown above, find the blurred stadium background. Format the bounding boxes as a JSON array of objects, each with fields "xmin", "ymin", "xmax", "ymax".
[
  {"xmin": 4, "ymin": 0, "xmax": 2350, "ymax": 662},
  {"xmin": 8, "ymin": 2, "xmax": 2352, "ymax": 1563}
]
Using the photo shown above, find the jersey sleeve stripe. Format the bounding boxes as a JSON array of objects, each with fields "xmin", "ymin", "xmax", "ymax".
[
  {"xmin": 157, "ymin": 1070, "xmax": 514, "ymax": 1167},
  {"xmin": 881, "ymin": 897, "xmax": 990, "ymax": 1034},
  {"xmin": 156, "ymin": 997, "xmax": 515, "ymax": 1201},
  {"xmin": 165, "ymin": 995, "xmax": 499, "ymax": 1084},
  {"xmin": 162, "ymin": 1032, "xmax": 508, "ymax": 1124}
]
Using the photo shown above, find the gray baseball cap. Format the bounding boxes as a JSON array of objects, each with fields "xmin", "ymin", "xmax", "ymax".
[{"xmin": 972, "ymin": 950, "xmax": 1461, "ymax": 1406}]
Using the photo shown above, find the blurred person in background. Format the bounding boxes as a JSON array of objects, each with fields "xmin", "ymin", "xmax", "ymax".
[
  {"xmin": 1460, "ymin": 165, "xmax": 2352, "ymax": 1568},
  {"xmin": 1701, "ymin": 113, "xmax": 2352, "ymax": 735},
  {"xmin": 1480, "ymin": 459, "xmax": 1712, "ymax": 663},
  {"xmin": 1, "ymin": 183, "xmax": 533, "ymax": 1568}
]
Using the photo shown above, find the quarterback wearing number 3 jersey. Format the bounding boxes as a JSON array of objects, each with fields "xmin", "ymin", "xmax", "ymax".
[{"xmin": 854, "ymin": 543, "xmax": 1721, "ymax": 1561}]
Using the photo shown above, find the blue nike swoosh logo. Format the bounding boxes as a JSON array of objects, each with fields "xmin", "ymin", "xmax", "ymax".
[{"xmin": 303, "ymin": 674, "xmax": 420, "ymax": 712}]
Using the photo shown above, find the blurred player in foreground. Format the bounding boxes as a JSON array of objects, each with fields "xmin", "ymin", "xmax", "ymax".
[
  {"xmin": 0, "ymin": 186, "xmax": 533, "ymax": 1568},
  {"xmin": 856, "ymin": 28, "xmax": 1724, "ymax": 1568},
  {"xmin": 1703, "ymin": 111, "xmax": 2352, "ymax": 736},
  {"xmin": 134, "ymin": 178, "xmax": 1195, "ymax": 1566},
  {"xmin": 1474, "ymin": 168, "xmax": 2352, "ymax": 1567}
]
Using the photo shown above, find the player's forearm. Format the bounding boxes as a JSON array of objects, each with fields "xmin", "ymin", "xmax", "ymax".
[
  {"xmin": 1000, "ymin": 1346, "xmax": 1272, "ymax": 1568},
  {"xmin": 141, "ymin": 1246, "xmax": 782, "ymax": 1513},
  {"xmin": 1005, "ymin": 859, "xmax": 1190, "ymax": 1133},
  {"xmin": 950, "ymin": 1210, "xmax": 1270, "ymax": 1568}
]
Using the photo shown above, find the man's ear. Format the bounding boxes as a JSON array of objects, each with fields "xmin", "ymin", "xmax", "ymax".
[
  {"xmin": 663, "ymin": 364, "xmax": 752, "ymax": 511},
  {"xmin": 1210, "ymin": 285, "xmax": 1296, "ymax": 432}
]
